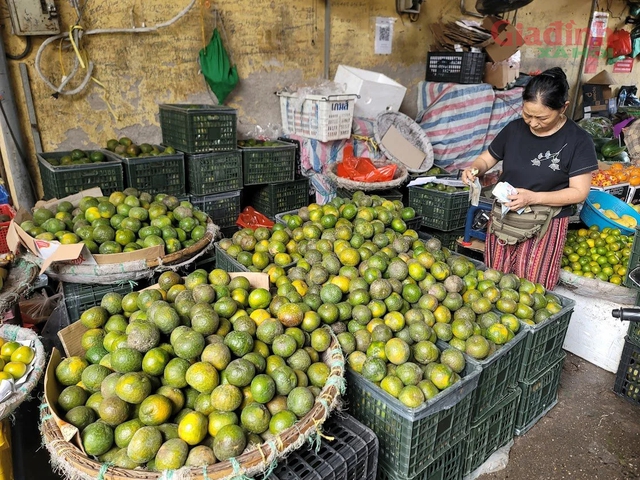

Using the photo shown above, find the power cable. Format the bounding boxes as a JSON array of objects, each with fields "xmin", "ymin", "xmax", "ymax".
[{"xmin": 6, "ymin": 36, "xmax": 31, "ymax": 60}]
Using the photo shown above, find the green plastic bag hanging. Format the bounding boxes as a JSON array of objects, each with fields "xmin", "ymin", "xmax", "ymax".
[{"xmin": 199, "ymin": 25, "xmax": 238, "ymax": 104}]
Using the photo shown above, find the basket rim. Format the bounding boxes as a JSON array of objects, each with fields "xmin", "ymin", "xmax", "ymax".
[
  {"xmin": 40, "ymin": 329, "xmax": 344, "ymax": 480},
  {"xmin": 373, "ymin": 111, "xmax": 434, "ymax": 174}
]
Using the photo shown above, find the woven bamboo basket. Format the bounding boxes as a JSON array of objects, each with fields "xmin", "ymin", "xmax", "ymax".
[
  {"xmin": 0, "ymin": 257, "xmax": 39, "ymax": 315},
  {"xmin": 325, "ymin": 158, "xmax": 408, "ymax": 192},
  {"xmin": 0, "ymin": 324, "xmax": 46, "ymax": 420},
  {"xmin": 374, "ymin": 111, "xmax": 434, "ymax": 174},
  {"xmin": 39, "ymin": 330, "xmax": 345, "ymax": 480},
  {"xmin": 24, "ymin": 220, "xmax": 218, "ymax": 285}
]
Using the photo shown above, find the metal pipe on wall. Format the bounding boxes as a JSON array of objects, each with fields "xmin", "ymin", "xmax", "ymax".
[
  {"xmin": 0, "ymin": 38, "xmax": 36, "ymax": 209},
  {"xmin": 324, "ymin": 0, "xmax": 331, "ymax": 79},
  {"xmin": 570, "ymin": 0, "xmax": 598, "ymax": 119}
]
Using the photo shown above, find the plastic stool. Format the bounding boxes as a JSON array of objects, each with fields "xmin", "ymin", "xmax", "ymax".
[{"xmin": 461, "ymin": 199, "xmax": 492, "ymax": 245}]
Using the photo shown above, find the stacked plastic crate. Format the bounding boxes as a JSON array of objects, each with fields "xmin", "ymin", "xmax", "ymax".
[
  {"xmin": 159, "ymin": 104, "xmax": 242, "ymax": 238},
  {"xmin": 514, "ymin": 292, "xmax": 576, "ymax": 435}
]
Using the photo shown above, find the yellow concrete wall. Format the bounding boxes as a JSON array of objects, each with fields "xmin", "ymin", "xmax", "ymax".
[{"xmin": 1, "ymin": 0, "xmax": 637, "ymax": 199}]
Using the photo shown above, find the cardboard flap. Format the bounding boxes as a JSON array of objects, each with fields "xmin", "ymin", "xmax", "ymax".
[
  {"xmin": 35, "ymin": 187, "xmax": 103, "ymax": 210},
  {"xmin": 482, "ymin": 16, "xmax": 525, "ymax": 63},
  {"xmin": 93, "ymin": 244, "xmax": 165, "ymax": 265},
  {"xmin": 58, "ymin": 321, "xmax": 88, "ymax": 357},
  {"xmin": 44, "ymin": 349, "xmax": 84, "ymax": 450},
  {"xmin": 587, "ymin": 70, "xmax": 616, "ymax": 86},
  {"xmin": 380, "ymin": 126, "xmax": 426, "ymax": 170},
  {"xmin": 37, "ymin": 242, "xmax": 88, "ymax": 275}
]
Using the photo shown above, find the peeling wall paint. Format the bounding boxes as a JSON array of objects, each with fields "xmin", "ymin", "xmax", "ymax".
[{"xmin": 1, "ymin": 0, "xmax": 638, "ymax": 199}]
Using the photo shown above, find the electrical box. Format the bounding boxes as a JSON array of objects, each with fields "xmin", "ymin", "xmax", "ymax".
[{"xmin": 7, "ymin": 0, "xmax": 60, "ymax": 36}]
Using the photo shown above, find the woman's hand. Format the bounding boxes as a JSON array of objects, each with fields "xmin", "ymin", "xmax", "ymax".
[
  {"xmin": 461, "ymin": 168, "xmax": 479, "ymax": 185},
  {"xmin": 506, "ymin": 188, "xmax": 538, "ymax": 211}
]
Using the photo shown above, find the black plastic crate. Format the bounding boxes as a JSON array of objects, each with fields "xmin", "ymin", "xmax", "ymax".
[
  {"xmin": 37, "ymin": 152, "xmax": 124, "ymax": 200},
  {"xmin": 614, "ymin": 337, "xmax": 640, "ymax": 406},
  {"xmin": 409, "ymin": 186, "xmax": 470, "ymax": 231},
  {"xmin": 426, "ymin": 51, "xmax": 486, "ymax": 84},
  {"xmin": 515, "ymin": 351, "xmax": 565, "ymax": 436},
  {"xmin": 464, "ymin": 388, "xmax": 521, "ymax": 475},
  {"xmin": 214, "ymin": 242, "xmax": 249, "ymax": 273},
  {"xmin": 346, "ymin": 361, "xmax": 480, "ymax": 478},
  {"xmin": 159, "ymin": 104, "xmax": 237, "ymax": 154},
  {"xmin": 104, "ymin": 147, "xmax": 185, "ymax": 196},
  {"xmin": 628, "ymin": 321, "xmax": 640, "ymax": 347},
  {"xmin": 270, "ymin": 414, "xmax": 378, "ymax": 480},
  {"xmin": 240, "ymin": 140, "xmax": 296, "ymax": 185},
  {"xmin": 190, "ymin": 190, "xmax": 241, "ymax": 229},
  {"xmin": 250, "ymin": 178, "xmax": 310, "ymax": 219},
  {"xmin": 63, "ymin": 280, "xmax": 146, "ymax": 324},
  {"xmin": 376, "ymin": 435, "xmax": 467, "ymax": 480},
  {"xmin": 456, "ymin": 327, "xmax": 527, "ymax": 421},
  {"xmin": 185, "ymin": 150, "xmax": 242, "ymax": 195},
  {"xmin": 518, "ymin": 293, "xmax": 575, "ymax": 383}
]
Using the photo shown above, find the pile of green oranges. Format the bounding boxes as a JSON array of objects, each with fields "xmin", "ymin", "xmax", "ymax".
[{"xmin": 561, "ymin": 225, "xmax": 633, "ymax": 285}]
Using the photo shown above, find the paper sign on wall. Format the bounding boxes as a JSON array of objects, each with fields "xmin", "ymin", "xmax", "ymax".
[{"xmin": 375, "ymin": 17, "xmax": 395, "ymax": 55}]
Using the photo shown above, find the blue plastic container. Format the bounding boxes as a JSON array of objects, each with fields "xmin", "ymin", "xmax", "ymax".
[{"xmin": 580, "ymin": 190, "xmax": 640, "ymax": 235}]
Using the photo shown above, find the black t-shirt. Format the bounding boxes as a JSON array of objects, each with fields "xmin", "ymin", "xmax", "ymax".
[{"xmin": 488, "ymin": 118, "xmax": 598, "ymax": 217}]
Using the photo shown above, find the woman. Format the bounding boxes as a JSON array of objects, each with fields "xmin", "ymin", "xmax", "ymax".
[{"xmin": 462, "ymin": 67, "xmax": 597, "ymax": 289}]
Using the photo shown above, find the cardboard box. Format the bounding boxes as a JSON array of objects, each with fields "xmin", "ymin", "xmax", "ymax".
[
  {"xmin": 6, "ymin": 188, "xmax": 165, "ymax": 274},
  {"xmin": 334, "ymin": 65, "xmax": 407, "ymax": 119},
  {"xmin": 483, "ymin": 62, "xmax": 519, "ymax": 89},
  {"xmin": 482, "ymin": 16, "xmax": 525, "ymax": 63},
  {"xmin": 44, "ymin": 271, "xmax": 270, "ymax": 452},
  {"xmin": 582, "ymin": 70, "xmax": 615, "ymax": 107},
  {"xmin": 583, "ymin": 98, "xmax": 617, "ymax": 119},
  {"xmin": 590, "ymin": 183, "xmax": 630, "ymax": 200},
  {"xmin": 626, "ymin": 186, "xmax": 640, "ymax": 205},
  {"xmin": 380, "ymin": 126, "xmax": 426, "ymax": 171}
]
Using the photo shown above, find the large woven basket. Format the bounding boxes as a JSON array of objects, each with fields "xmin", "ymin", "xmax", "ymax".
[
  {"xmin": 39, "ymin": 330, "xmax": 345, "ymax": 480},
  {"xmin": 374, "ymin": 111, "xmax": 434, "ymax": 174},
  {"xmin": 0, "ymin": 324, "xmax": 46, "ymax": 421},
  {"xmin": 0, "ymin": 257, "xmax": 39, "ymax": 315},
  {"xmin": 325, "ymin": 158, "xmax": 408, "ymax": 192},
  {"xmin": 24, "ymin": 220, "xmax": 218, "ymax": 285}
]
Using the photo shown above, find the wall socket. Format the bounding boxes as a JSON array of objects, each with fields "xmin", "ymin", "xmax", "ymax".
[{"xmin": 7, "ymin": 0, "xmax": 60, "ymax": 36}]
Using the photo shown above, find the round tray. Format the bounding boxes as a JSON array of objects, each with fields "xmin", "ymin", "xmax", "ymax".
[
  {"xmin": 25, "ymin": 220, "xmax": 218, "ymax": 285},
  {"xmin": 325, "ymin": 158, "xmax": 408, "ymax": 192},
  {"xmin": 0, "ymin": 257, "xmax": 39, "ymax": 315},
  {"xmin": 374, "ymin": 111, "xmax": 434, "ymax": 174},
  {"xmin": 40, "ymin": 329, "xmax": 345, "ymax": 480},
  {"xmin": 0, "ymin": 324, "xmax": 46, "ymax": 421}
]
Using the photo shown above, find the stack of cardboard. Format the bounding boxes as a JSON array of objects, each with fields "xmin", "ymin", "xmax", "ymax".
[
  {"xmin": 481, "ymin": 16, "xmax": 525, "ymax": 89},
  {"xmin": 582, "ymin": 71, "xmax": 617, "ymax": 119}
]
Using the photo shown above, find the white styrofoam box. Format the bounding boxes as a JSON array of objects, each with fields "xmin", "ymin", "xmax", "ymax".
[
  {"xmin": 334, "ymin": 65, "xmax": 407, "ymax": 119},
  {"xmin": 557, "ymin": 285, "xmax": 629, "ymax": 373}
]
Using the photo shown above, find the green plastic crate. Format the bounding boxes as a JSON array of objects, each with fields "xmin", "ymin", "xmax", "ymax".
[
  {"xmin": 345, "ymin": 361, "xmax": 481, "ymax": 478},
  {"xmin": 214, "ymin": 242, "xmax": 249, "ymax": 272},
  {"xmin": 185, "ymin": 150, "xmax": 242, "ymax": 195},
  {"xmin": 613, "ymin": 337, "xmax": 640, "ymax": 406},
  {"xmin": 37, "ymin": 152, "xmax": 124, "ymax": 200},
  {"xmin": 63, "ymin": 280, "xmax": 146, "ymax": 323},
  {"xmin": 376, "ymin": 435, "xmax": 467, "ymax": 480},
  {"xmin": 518, "ymin": 293, "xmax": 575, "ymax": 383},
  {"xmin": 464, "ymin": 387, "xmax": 521, "ymax": 475},
  {"xmin": 418, "ymin": 227, "xmax": 465, "ymax": 251},
  {"xmin": 159, "ymin": 104, "xmax": 237, "ymax": 154},
  {"xmin": 453, "ymin": 326, "xmax": 527, "ymax": 421},
  {"xmin": 515, "ymin": 351, "xmax": 565, "ymax": 435},
  {"xmin": 240, "ymin": 140, "xmax": 296, "ymax": 186},
  {"xmin": 408, "ymin": 186, "xmax": 470, "ymax": 231},
  {"xmin": 250, "ymin": 178, "xmax": 309, "ymax": 219},
  {"xmin": 190, "ymin": 190, "xmax": 241, "ymax": 229},
  {"xmin": 104, "ymin": 147, "xmax": 185, "ymax": 196}
]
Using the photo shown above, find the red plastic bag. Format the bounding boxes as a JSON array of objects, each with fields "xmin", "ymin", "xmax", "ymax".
[
  {"xmin": 336, "ymin": 144, "xmax": 397, "ymax": 183},
  {"xmin": 236, "ymin": 206, "xmax": 274, "ymax": 229},
  {"xmin": 608, "ymin": 29, "xmax": 632, "ymax": 58}
]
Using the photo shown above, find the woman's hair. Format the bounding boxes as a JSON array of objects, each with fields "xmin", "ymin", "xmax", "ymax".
[{"xmin": 522, "ymin": 67, "xmax": 569, "ymax": 110}]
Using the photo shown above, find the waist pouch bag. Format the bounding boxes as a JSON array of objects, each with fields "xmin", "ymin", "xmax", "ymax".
[{"xmin": 488, "ymin": 201, "xmax": 561, "ymax": 245}]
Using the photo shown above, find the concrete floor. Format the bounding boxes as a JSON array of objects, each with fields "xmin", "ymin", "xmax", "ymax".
[
  {"xmin": 11, "ymin": 352, "xmax": 640, "ymax": 480},
  {"xmin": 480, "ymin": 352, "xmax": 640, "ymax": 480}
]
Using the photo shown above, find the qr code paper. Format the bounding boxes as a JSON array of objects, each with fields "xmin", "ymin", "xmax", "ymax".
[{"xmin": 375, "ymin": 17, "xmax": 394, "ymax": 54}]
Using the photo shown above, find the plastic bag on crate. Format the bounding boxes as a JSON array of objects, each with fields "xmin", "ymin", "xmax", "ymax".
[
  {"xmin": 18, "ymin": 290, "xmax": 61, "ymax": 326},
  {"xmin": 236, "ymin": 207, "xmax": 275, "ymax": 229},
  {"xmin": 39, "ymin": 302, "xmax": 70, "ymax": 353},
  {"xmin": 336, "ymin": 144, "xmax": 396, "ymax": 182}
]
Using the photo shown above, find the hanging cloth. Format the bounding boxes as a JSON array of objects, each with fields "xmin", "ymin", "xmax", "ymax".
[{"xmin": 199, "ymin": 11, "xmax": 238, "ymax": 104}]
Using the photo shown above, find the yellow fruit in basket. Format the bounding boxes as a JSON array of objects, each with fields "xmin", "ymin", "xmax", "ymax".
[
  {"xmin": 0, "ymin": 341, "xmax": 20, "ymax": 360},
  {"xmin": 10, "ymin": 346, "xmax": 34, "ymax": 364},
  {"xmin": 4, "ymin": 361, "xmax": 26, "ymax": 379},
  {"xmin": 0, "ymin": 372, "xmax": 11, "ymax": 382},
  {"xmin": 0, "ymin": 338, "xmax": 5, "ymax": 350},
  {"xmin": 603, "ymin": 209, "xmax": 619, "ymax": 220}
]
